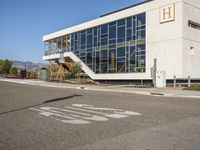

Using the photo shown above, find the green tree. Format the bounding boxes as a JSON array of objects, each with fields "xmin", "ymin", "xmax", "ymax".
[
  {"xmin": 0, "ymin": 59, "xmax": 13, "ymax": 75},
  {"xmin": 10, "ymin": 67, "xmax": 18, "ymax": 75}
]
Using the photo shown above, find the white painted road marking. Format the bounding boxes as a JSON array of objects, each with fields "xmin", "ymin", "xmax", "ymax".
[
  {"xmin": 40, "ymin": 107, "xmax": 109, "ymax": 121},
  {"xmin": 72, "ymin": 104, "xmax": 141, "ymax": 116},
  {"xmin": 30, "ymin": 104, "xmax": 141, "ymax": 125},
  {"xmin": 30, "ymin": 107, "xmax": 91, "ymax": 124},
  {"xmin": 65, "ymin": 106, "xmax": 129, "ymax": 118}
]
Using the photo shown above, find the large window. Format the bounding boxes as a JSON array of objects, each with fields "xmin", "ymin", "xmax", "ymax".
[
  {"xmin": 45, "ymin": 13, "xmax": 146, "ymax": 74},
  {"xmin": 117, "ymin": 26, "xmax": 125, "ymax": 43},
  {"xmin": 109, "ymin": 49, "xmax": 116, "ymax": 73}
]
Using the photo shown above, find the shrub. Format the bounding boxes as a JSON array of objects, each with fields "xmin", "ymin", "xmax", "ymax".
[
  {"xmin": 183, "ymin": 84, "xmax": 200, "ymax": 91},
  {"xmin": 71, "ymin": 63, "xmax": 81, "ymax": 77}
]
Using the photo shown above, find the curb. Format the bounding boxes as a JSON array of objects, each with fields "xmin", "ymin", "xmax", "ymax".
[{"xmin": 0, "ymin": 78, "xmax": 200, "ymax": 99}]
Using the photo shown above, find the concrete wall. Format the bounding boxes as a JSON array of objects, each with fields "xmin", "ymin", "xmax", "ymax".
[
  {"xmin": 182, "ymin": 0, "xmax": 200, "ymax": 78},
  {"xmin": 146, "ymin": 0, "xmax": 183, "ymax": 79}
]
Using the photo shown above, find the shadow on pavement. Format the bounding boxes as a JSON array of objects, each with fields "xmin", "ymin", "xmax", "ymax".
[{"xmin": 0, "ymin": 94, "xmax": 83, "ymax": 116}]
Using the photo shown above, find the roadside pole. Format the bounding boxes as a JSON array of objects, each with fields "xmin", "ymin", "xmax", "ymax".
[
  {"xmin": 151, "ymin": 58, "xmax": 157, "ymax": 87},
  {"xmin": 58, "ymin": 50, "xmax": 64, "ymax": 85}
]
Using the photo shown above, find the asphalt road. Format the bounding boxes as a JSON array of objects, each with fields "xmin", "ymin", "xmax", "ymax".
[{"xmin": 0, "ymin": 81, "xmax": 200, "ymax": 150}]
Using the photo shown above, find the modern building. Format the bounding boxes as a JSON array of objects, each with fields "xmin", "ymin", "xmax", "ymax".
[{"xmin": 43, "ymin": 0, "xmax": 200, "ymax": 81}]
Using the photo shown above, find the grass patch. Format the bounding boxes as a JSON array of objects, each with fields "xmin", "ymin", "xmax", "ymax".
[{"xmin": 183, "ymin": 84, "xmax": 200, "ymax": 91}]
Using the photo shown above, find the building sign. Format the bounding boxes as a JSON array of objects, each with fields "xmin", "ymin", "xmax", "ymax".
[{"xmin": 160, "ymin": 4, "xmax": 175, "ymax": 23}]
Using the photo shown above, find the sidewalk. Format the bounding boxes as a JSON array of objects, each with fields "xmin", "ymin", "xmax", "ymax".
[{"xmin": 0, "ymin": 78, "xmax": 200, "ymax": 99}]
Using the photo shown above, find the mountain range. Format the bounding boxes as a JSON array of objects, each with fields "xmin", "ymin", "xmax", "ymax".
[{"xmin": 12, "ymin": 60, "xmax": 48, "ymax": 70}]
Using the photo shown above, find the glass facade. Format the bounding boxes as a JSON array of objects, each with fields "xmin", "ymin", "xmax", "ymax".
[
  {"xmin": 44, "ymin": 35, "xmax": 70, "ymax": 55},
  {"xmin": 45, "ymin": 13, "xmax": 146, "ymax": 74}
]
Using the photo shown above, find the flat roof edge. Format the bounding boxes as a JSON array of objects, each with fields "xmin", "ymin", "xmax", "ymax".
[{"xmin": 100, "ymin": 0, "xmax": 154, "ymax": 17}]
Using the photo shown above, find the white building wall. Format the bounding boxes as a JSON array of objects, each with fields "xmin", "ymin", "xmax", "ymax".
[
  {"xmin": 146, "ymin": 0, "xmax": 183, "ymax": 79},
  {"xmin": 182, "ymin": 0, "xmax": 200, "ymax": 79}
]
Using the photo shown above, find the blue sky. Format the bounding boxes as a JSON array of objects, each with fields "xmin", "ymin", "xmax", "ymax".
[{"xmin": 0, "ymin": 0, "xmax": 144, "ymax": 63}]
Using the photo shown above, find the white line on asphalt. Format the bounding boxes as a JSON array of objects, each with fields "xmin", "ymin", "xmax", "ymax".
[
  {"xmin": 64, "ymin": 106, "xmax": 140, "ymax": 119},
  {"xmin": 30, "ymin": 104, "xmax": 141, "ymax": 125},
  {"xmin": 40, "ymin": 107, "xmax": 108, "ymax": 121},
  {"xmin": 30, "ymin": 108, "xmax": 91, "ymax": 124},
  {"xmin": 72, "ymin": 104, "xmax": 141, "ymax": 116}
]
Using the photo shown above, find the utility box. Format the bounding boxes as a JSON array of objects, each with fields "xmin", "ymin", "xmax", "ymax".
[
  {"xmin": 37, "ymin": 68, "xmax": 49, "ymax": 81},
  {"xmin": 156, "ymin": 71, "xmax": 166, "ymax": 88}
]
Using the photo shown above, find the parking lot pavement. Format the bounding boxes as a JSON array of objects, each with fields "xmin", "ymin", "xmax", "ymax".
[{"xmin": 0, "ymin": 81, "xmax": 200, "ymax": 150}]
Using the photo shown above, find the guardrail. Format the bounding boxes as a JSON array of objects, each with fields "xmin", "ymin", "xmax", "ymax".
[
  {"xmin": 44, "ymin": 48, "xmax": 70, "ymax": 56},
  {"xmin": 171, "ymin": 76, "xmax": 200, "ymax": 87}
]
